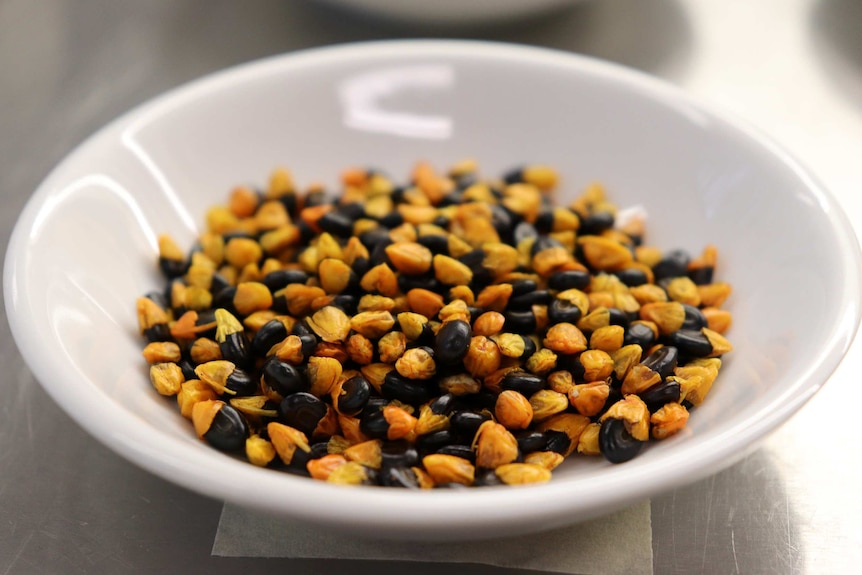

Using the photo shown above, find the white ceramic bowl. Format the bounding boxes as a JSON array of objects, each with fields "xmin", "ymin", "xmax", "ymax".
[{"xmin": 5, "ymin": 41, "xmax": 861, "ymax": 541}]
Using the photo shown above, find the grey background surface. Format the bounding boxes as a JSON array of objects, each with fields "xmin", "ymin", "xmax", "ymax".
[{"xmin": 2, "ymin": 0, "xmax": 862, "ymax": 573}]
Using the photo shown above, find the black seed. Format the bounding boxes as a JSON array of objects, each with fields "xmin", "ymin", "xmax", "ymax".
[
  {"xmin": 579, "ymin": 211, "xmax": 615, "ymax": 235},
  {"xmin": 379, "ymin": 211, "xmax": 404, "ymax": 229},
  {"xmin": 640, "ymin": 380, "xmax": 682, "ymax": 412},
  {"xmin": 513, "ymin": 221, "xmax": 539, "ymax": 245},
  {"xmin": 436, "ymin": 444, "xmax": 476, "ymax": 463},
  {"xmin": 432, "ymin": 215, "xmax": 450, "ymax": 228},
  {"xmin": 380, "ymin": 466, "xmax": 421, "ymax": 488},
  {"xmin": 144, "ymin": 290, "xmax": 169, "ymax": 311},
  {"xmin": 608, "ymin": 308, "xmax": 631, "ymax": 327},
  {"xmin": 653, "ymin": 249, "xmax": 691, "ymax": 280},
  {"xmin": 435, "ymin": 320, "xmax": 472, "ymax": 364},
  {"xmin": 615, "ymin": 267, "xmax": 649, "ymax": 287},
  {"xmin": 417, "ymin": 234, "xmax": 450, "ymax": 255},
  {"xmin": 500, "ymin": 372, "xmax": 545, "ymax": 396},
  {"xmin": 277, "ymin": 192, "xmax": 298, "ymax": 217},
  {"xmin": 359, "ymin": 409, "xmax": 390, "ymax": 439},
  {"xmin": 212, "ymin": 286, "xmax": 237, "ymax": 315},
  {"xmin": 381, "ymin": 371, "xmax": 434, "ymax": 405},
  {"xmin": 159, "ymin": 257, "xmax": 188, "ymax": 279},
  {"xmin": 547, "ymin": 299, "xmax": 583, "ymax": 324},
  {"xmin": 251, "ymin": 320, "xmax": 289, "ymax": 356},
  {"xmin": 369, "ymin": 241, "xmax": 393, "ymax": 267},
  {"xmin": 475, "ymin": 468, "xmax": 505, "ymax": 487},
  {"xmin": 681, "ymin": 304, "xmax": 708, "ymax": 330},
  {"xmin": 624, "ymin": 323, "xmax": 656, "ymax": 348},
  {"xmin": 261, "ymin": 269, "xmax": 309, "ymax": 292},
  {"xmin": 144, "ymin": 323, "xmax": 172, "ymax": 343},
  {"xmin": 669, "ymin": 329, "xmax": 713, "ymax": 358},
  {"xmin": 398, "ymin": 273, "xmax": 443, "ymax": 294},
  {"xmin": 351, "ymin": 257, "xmax": 370, "ymax": 277},
  {"xmin": 509, "ymin": 279, "xmax": 538, "ymax": 297},
  {"xmin": 548, "ymin": 270, "xmax": 591, "ymax": 291},
  {"xmin": 303, "ymin": 189, "xmax": 329, "ymax": 207},
  {"xmin": 490, "ymin": 204, "xmax": 517, "ymax": 243},
  {"xmin": 515, "ymin": 430, "xmax": 548, "ymax": 454},
  {"xmin": 416, "ymin": 430, "xmax": 460, "ymax": 451},
  {"xmin": 544, "ymin": 430, "xmax": 572, "ymax": 455},
  {"xmin": 358, "ymin": 228, "xmax": 391, "ymax": 251},
  {"xmin": 521, "ymin": 336, "xmax": 537, "ymax": 358},
  {"xmin": 225, "ymin": 367, "xmax": 257, "ymax": 396},
  {"xmin": 210, "ymin": 274, "xmax": 231, "ymax": 299},
  {"xmin": 178, "ymin": 357, "xmax": 197, "ymax": 381},
  {"xmin": 502, "ymin": 166, "xmax": 525, "ymax": 184},
  {"xmin": 530, "ymin": 236, "xmax": 564, "ymax": 257},
  {"xmin": 434, "ymin": 482, "xmax": 470, "ymax": 489},
  {"xmin": 450, "ymin": 410, "xmax": 492, "ymax": 437},
  {"xmin": 279, "ymin": 392, "xmax": 328, "ymax": 436},
  {"xmin": 380, "ymin": 440, "xmax": 419, "ymax": 469},
  {"xmin": 458, "ymin": 249, "xmax": 485, "ymax": 270},
  {"xmin": 299, "ymin": 334, "xmax": 318, "ymax": 357},
  {"xmin": 262, "ymin": 357, "xmax": 308, "ymax": 396},
  {"xmin": 338, "ymin": 202, "xmax": 366, "ymax": 220},
  {"xmin": 599, "ymin": 418, "xmax": 643, "ymax": 464},
  {"xmin": 335, "ymin": 375, "xmax": 371, "ymax": 415},
  {"xmin": 219, "ymin": 332, "xmax": 253, "ymax": 369},
  {"xmin": 297, "ymin": 220, "xmax": 315, "ymax": 245},
  {"xmin": 203, "ymin": 404, "xmax": 248, "ymax": 452},
  {"xmin": 534, "ymin": 209, "xmax": 554, "ymax": 235},
  {"xmin": 508, "ymin": 290, "xmax": 552, "ymax": 310},
  {"xmin": 642, "ymin": 346, "xmax": 679, "ymax": 380},
  {"xmin": 504, "ymin": 310, "xmax": 536, "ymax": 334},
  {"xmin": 429, "ymin": 393, "xmax": 456, "ymax": 415},
  {"xmin": 688, "ymin": 266, "xmax": 714, "ymax": 285}
]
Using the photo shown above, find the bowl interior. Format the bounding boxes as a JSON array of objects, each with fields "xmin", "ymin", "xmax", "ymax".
[{"xmin": 6, "ymin": 41, "xmax": 860, "ymax": 539}]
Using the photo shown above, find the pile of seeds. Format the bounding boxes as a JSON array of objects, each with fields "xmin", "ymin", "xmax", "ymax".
[{"xmin": 136, "ymin": 160, "xmax": 732, "ymax": 488}]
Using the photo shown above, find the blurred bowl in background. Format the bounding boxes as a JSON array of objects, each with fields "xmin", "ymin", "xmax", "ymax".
[{"xmin": 318, "ymin": 0, "xmax": 582, "ymax": 26}]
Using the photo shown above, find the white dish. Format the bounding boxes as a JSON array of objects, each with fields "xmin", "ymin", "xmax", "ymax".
[{"xmin": 5, "ymin": 40, "xmax": 861, "ymax": 540}]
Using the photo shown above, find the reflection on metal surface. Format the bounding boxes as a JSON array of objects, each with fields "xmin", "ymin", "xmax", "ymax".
[
  {"xmin": 29, "ymin": 174, "xmax": 157, "ymax": 250},
  {"xmin": 652, "ymin": 449, "xmax": 803, "ymax": 574},
  {"xmin": 338, "ymin": 65, "xmax": 454, "ymax": 139}
]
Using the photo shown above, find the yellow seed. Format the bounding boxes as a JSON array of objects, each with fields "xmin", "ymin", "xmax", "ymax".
[
  {"xmin": 343, "ymin": 439, "xmax": 383, "ymax": 469},
  {"xmin": 177, "ymin": 379, "xmax": 218, "ymax": 419},
  {"xmin": 578, "ymin": 236, "xmax": 633, "ymax": 271},
  {"xmin": 666, "ymin": 276, "xmax": 701, "ymax": 306},
  {"xmin": 149, "ymin": 362, "xmax": 184, "ymax": 396},
  {"xmin": 385, "ymin": 242, "xmax": 433, "ymax": 275},
  {"xmin": 306, "ymin": 305, "xmax": 351, "ymax": 343},
  {"xmin": 568, "ymin": 382, "xmax": 610, "ymax": 417},
  {"xmin": 536, "ymin": 413, "xmax": 591, "ymax": 456},
  {"xmin": 589, "ymin": 325, "xmax": 625, "ymax": 353},
  {"xmin": 308, "ymin": 454, "xmax": 348, "ymax": 481},
  {"xmin": 267, "ymin": 422, "xmax": 311, "ymax": 465},
  {"xmin": 422, "ymin": 454, "xmax": 475, "ymax": 486},
  {"xmin": 317, "ymin": 259, "xmax": 354, "ymax": 294},
  {"xmin": 463, "ymin": 336, "xmax": 501, "ymax": 377},
  {"xmin": 543, "ymin": 323, "xmax": 587, "ymax": 354},
  {"xmin": 245, "ymin": 435, "xmax": 277, "ymax": 467},
  {"xmin": 378, "ymin": 331, "xmax": 408, "ymax": 364},
  {"xmin": 396, "ymin": 348, "xmax": 436, "ymax": 380},
  {"xmin": 651, "ymin": 403, "xmax": 690, "ymax": 439},
  {"xmin": 397, "ymin": 312, "xmax": 429, "ymax": 341},
  {"xmin": 433, "ymin": 254, "xmax": 473, "ymax": 286},
  {"xmin": 525, "ymin": 348, "xmax": 557, "ymax": 375},
  {"xmin": 577, "ymin": 423, "xmax": 602, "ymax": 455},
  {"xmin": 224, "ymin": 237, "xmax": 263, "ymax": 269},
  {"xmin": 495, "ymin": 390, "xmax": 533, "ymax": 430},
  {"xmin": 142, "ymin": 341, "xmax": 182, "ymax": 364},
  {"xmin": 233, "ymin": 281, "xmax": 273, "ymax": 315},
  {"xmin": 350, "ymin": 311, "xmax": 396, "ymax": 339},
  {"xmin": 524, "ymin": 451, "xmax": 566, "ymax": 470},
  {"xmin": 474, "ymin": 421, "xmax": 519, "ymax": 469},
  {"xmin": 494, "ymin": 463, "xmax": 552, "ymax": 485},
  {"xmin": 639, "ymin": 301, "xmax": 686, "ymax": 335},
  {"xmin": 528, "ymin": 389, "xmax": 569, "ymax": 422},
  {"xmin": 326, "ymin": 461, "xmax": 371, "ymax": 485}
]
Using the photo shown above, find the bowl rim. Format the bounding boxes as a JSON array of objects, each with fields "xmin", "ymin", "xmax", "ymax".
[{"xmin": 5, "ymin": 39, "xmax": 862, "ymax": 538}]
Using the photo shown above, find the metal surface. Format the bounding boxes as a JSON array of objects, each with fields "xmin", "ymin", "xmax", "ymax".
[{"xmin": 1, "ymin": 0, "xmax": 861, "ymax": 573}]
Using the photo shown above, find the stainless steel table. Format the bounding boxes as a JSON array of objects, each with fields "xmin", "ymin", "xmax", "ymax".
[{"xmin": 3, "ymin": 1, "xmax": 861, "ymax": 573}]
